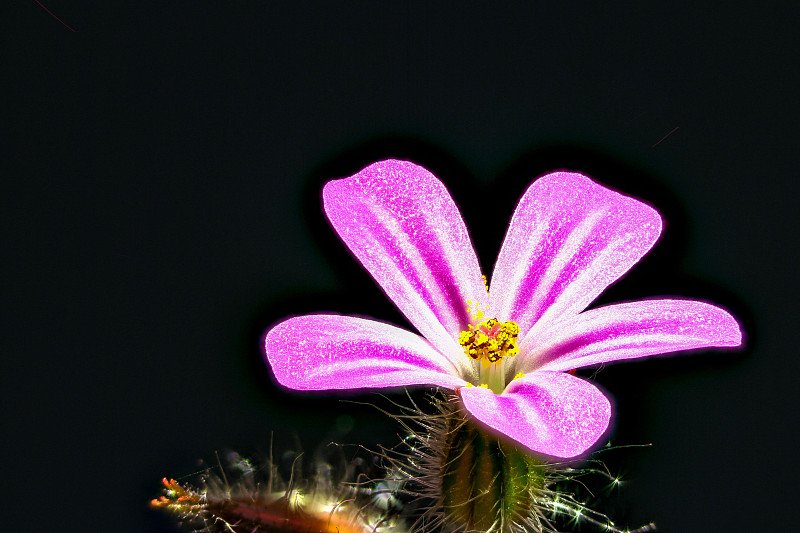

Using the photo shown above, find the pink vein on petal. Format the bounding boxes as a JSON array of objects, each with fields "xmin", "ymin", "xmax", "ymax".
[
  {"xmin": 460, "ymin": 371, "xmax": 611, "ymax": 458},
  {"xmin": 489, "ymin": 172, "xmax": 662, "ymax": 342},
  {"xmin": 265, "ymin": 314, "xmax": 468, "ymax": 391},
  {"xmin": 323, "ymin": 160, "xmax": 486, "ymax": 366}
]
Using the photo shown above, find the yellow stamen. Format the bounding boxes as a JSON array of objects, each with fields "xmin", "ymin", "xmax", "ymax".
[{"xmin": 458, "ymin": 318, "xmax": 520, "ymax": 367}]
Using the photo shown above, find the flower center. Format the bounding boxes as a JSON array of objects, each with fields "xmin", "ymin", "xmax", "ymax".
[
  {"xmin": 460, "ymin": 299, "xmax": 521, "ymax": 393},
  {"xmin": 458, "ymin": 318, "xmax": 520, "ymax": 369}
]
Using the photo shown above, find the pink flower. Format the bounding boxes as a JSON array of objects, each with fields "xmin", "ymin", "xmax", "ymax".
[{"xmin": 264, "ymin": 160, "xmax": 742, "ymax": 459}]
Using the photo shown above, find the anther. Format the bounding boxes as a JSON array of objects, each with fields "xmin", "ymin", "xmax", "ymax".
[{"xmin": 458, "ymin": 318, "xmax": 520, "ymax": 366}]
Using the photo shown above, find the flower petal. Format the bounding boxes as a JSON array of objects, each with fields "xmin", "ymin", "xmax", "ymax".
[
  {"xmin": 459, "ymin": 371, "xmax": 611, "ymax": 458},
  {"xmin": 264, "ymin": 314, "xmax": 468, "ymax": 392},
  {"xmin": 489, "ymin": 172, "xmax": 662, "ymax": 339},
  {"xmin": 527, "ymin": 299, "xmax": 743, "ymax": 372},
  {"xmin": 323, "ymin": 159, "xmax": 486, "ymax": 367}
]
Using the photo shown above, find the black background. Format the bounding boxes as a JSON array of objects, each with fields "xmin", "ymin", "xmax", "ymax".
[{"xmin": 5, "ymin": 3, "xmax": 798, "ymax": 532}]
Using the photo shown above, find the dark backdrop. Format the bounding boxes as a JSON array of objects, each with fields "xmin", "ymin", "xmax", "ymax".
[{"xmin": 5, "ymin": 3, "xmax": 797, "ymax": 532}]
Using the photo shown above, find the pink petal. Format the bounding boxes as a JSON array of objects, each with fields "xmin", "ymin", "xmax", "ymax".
[
  {"xmin": 459, "ymin": 371, "xmax": 611, "ymax": 458},
  {"xmin": 323, "ymin": 160, "xmax": 486, "ymax": 368},
  {"xmin": 528, "ymin": 299, "xmax": 743, "ymax": 372},
  {"xmin": 264, "ymin": 314, "xmax": 468, "ymax": 392},
  {"xmin": 489, "ymin": 172, "xmax": 662, "ymax": 339}
]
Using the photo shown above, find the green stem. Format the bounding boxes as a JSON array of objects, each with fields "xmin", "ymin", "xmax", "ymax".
[{"xmin": 440, "ymin": 414, "xmax": 547, "ymax": 533}]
